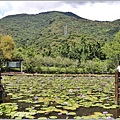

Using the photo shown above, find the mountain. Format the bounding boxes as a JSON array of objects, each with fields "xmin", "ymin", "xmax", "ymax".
[{"xmin": 0, "ymin": 11, "xmax": 120, "ymax": 49}]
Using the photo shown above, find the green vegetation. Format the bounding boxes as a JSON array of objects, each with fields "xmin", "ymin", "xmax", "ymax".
[
  {"xmin": 0, "ymin": 11, "xmax": 120, "ymax": 73},
  {"xmin": 0, "ymin": 34, "xmax": 15, "ymax": 60},
  {"xmin": 1, "ymin": 76, "xmax": 117, "ymax": 119}
]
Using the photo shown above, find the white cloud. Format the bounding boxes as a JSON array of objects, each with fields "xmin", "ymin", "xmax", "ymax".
[
  {"xmin": 0, "ymin": 1, "xmax": 12, "ymax": 15},
  {"xmin": 53, "ymin": 1, "xmax": 120, "ymax": 21},
  {"xmin": 74, "ymin": 1, "xmax": 120, "ymax": 21},
  {"xmin": 0, "ymin": 14, "xmax": 3, "ymax": 19},
  {"xmin": 0, "ymin": 1, "xmax": 120, "ymax": 21},
  {"xmin": 1, "ymin": 1, "xmax": 63, "ymax": 18}
]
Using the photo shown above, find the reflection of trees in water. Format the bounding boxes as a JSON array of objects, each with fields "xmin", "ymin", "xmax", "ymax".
[
  {"xmin": 76, "ymin": 107, "xmax": 120, "ymax": 119},
  {"xmin": 114, "ymin": 108, "xmax": 120, "ymax": 119}
]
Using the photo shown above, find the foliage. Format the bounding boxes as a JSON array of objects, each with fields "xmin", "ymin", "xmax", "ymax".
[
  {"xmin": 23, "ymin": 55, "xmax": 77, "ymax": 73},
  {"xmin": 0, "ymin": 34, "xmax": 15, "ymax": 60},
  {"xmin": 0, "ymin": 11, "xmax": 120, "ymax": 73},
  {"xmin": 102, "ymin": 31, "xmax": 120, "ymax": 68},
  {"xmin": 1, "ymin": 76, "xmax": 117, "ymax": 119},
  {"xmin": 0, "ymin": 11, "xmax": 119, "ymax": 51}
]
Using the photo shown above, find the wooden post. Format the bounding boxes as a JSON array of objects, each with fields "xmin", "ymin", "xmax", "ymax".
[
  {"xmin": 0, "ymin": 60, "xmax": 1, "ymax": 84},
  {"xmin": 114, "ymin": 108, "xmax": 118, "ymax": 119},
  {"xmin": 115, "ymin": 70, "xmax": 119, "ymax": 104},
  {"xmin": 115, "ymin": 67, "xmax": 120, "ymax": 105},
  {"xmin": 0, "ymin": 61, "xmax": 7, "ymax": 102},
  {"xmin": 20, "ymin": 61, "xmax": 23, "ymax": 73},
  {"xmin": 0, "ymin": 68, "xmax": 2, "ymax": 84}
]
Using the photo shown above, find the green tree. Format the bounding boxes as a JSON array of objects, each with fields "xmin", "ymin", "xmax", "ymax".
[
  {"xmin": 0, "ymin": 34, "xmax": 15, "ymax": 60},
  {"xmin": 102, "ymin": 31, "xmax": 120, "ymax": 68},
  {"xmin": 12, "ymin": 47, "xmax": 24, "ymax": 60}
]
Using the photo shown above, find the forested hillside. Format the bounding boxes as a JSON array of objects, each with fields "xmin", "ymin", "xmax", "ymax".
[{"xmin": 0, "ymin": 11, "xmax": 120, "ymax": 74}]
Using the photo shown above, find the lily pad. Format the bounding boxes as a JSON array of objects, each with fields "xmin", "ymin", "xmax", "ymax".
[
  {"xmin": 38, "ymin": 117, "xmax": 47, "ymax": 119},
  {"xmin": 49, "ymin": 116, "xmax": 57, "ymax": 119},
  {"xmin": 68, "ymin": 112, "xmax": 76, "ymax": 116},
  {"xmin": 0, "ymin": 112, "xmax": 3, "ymax": 116},
  {"xmin": 37, "ymin": 110, "xmax": 46, "ymax": 114}
]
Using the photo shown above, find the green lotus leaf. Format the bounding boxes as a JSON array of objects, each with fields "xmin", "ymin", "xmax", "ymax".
[
  {"xmin": 63, "ymin": 106, "xmax": 77, "ymax": 111},
  {"xmin": 49, "ymin": 116, "xmax": 57, "ymax": 119},
  {"xmin": 42, "ymin": 94, "xmax": 49, "ymax": 97},
  {"xmin": 10, "ymin": 112, "xmax": 28, "ymax": 118},
  {"xmin": 25, "ymin": 115, "xmax": 35, "ymax": 119},
  {"xmin": 81, "ymin": 115, "xmax": 92, "ymax": 119},
  {"xmin": 91, "ymin": 103, "xmax": 103, "ymax": 107},
  {"xmin": 89, "ymin": 114, "xmax": 100, "ymax": 119},
  {"xmin": 41, "ymin": 107, "xmax": 48, "ymax": 111},
  {"xmin": 84, "ymin": 105, "xmax": 90, "ymax": 108},
  {"xmin": 56, "ymin": 105, "xmax": 63, "ymax": 108},
  {"xmin": 2, "ymin": 103, "xmax": 17, "ymax": 105},
  {"xmin": 14, "ymin": 116, "xmax": 23, "ymax": 119},
  {"xmin": 55, "ymin": 99, "xmax": 64, "ymax": 104},
  {"xmin": 53, "ymin": 108, "xmax": 61, "ymax": 112},
  {"xmin": 18, "ymin": 100, "xmax": 27, "ymax": 102},
  {"xmin": 94, "ymin": 103, "xmax": 103, "ymax": 107},
  {"xmin": 104, "ymin": 103, "xmax": 110, "ymax": 106},
  {"xmin": 29, "ymin": 110, "xmax": 37, "ymax": 114},
  {"xmin": 45, "ymin": 109, "xmax": 52, "ymax": 113},
  {"xmin": 103, "ymin": 106, "xmax": 113, "ymax": 109},
  {"xmin": 68, "ymin": 112, "xmax": 76, "ymax": 116},
  {"xmin": 45, "ymin": 106, "xmax": 57, "ymax": 112},
  {"xmin": 73, "ymin": 103, "xmax": 79, "ymax": 108},
  {"xmin": 111, "ymin": 105, "xmax": 119, "ymax": 108},
  {"xmin": 76, "ymin": 96, "xmax": 82, "ymax": 100},
  {"xmin": 12, "ymin": 106, "xmax": 18, "ymax": 111},
  {"xmin": 74, "ymin": 116, "xmax": 82, "ymax": 119},
  {"xmin": 42, "ymin": 104, "xmax": 48, "ymax": 108},
  {"xmin": 38, "ymin": 117, "xmax": 48, "ymax": 119},
  {"xmin": 12, "ymin": 95, "xmax": 23, "ymax": 98},
  {"xmin": 7, "ymin": 93, "xmax": 13, "ymax": 96},
  {"xmin": 94, "ymin": 112, "xmax": 103, "ymax": 115},
  {"xmin": 38, "ymin": 98, "xmax": 44, "ymax": 103},
  {"xmin": 33, "ymin": 101, "xmax": 40, "ymax": 104},
  {"xmin": 48, "ymin": 106, "xmax": 56, "ymax": 109},
  {"xmin": 25, "ymin": 100, "xmax": 33, "ymax": 103},
  {"xmin": 15, "ymin": 111, "xmax": 36, "ymax": 117},
  {"xmin": 60, "ymin": 110, "xmax": 68, "ymax": 114},
  {"xmin": 10, "ymin": 97, "xmax": 19, "ymax": 100},
  {"xmin": 6, "ymin": 111, "xmax": 17, "ymax": 118},
  {"xmin": 33, "ymin": 104, "xmax": 41, "ymax": 107},
  {"xmin": 106, "ymin": 113, "xmax": 113, "ymax": 117},
  {"xmin": 25, "ymin": 108, "xmax": 32, "ymax": 111},
  {"xmin": 29, "ymin": 94, "xmax": 34, "ymax": 97},
  {"xmin": 37, "ymin": 110, "xmax": 46, "ymax": 114},
  {"xmin": 60, "ymin": 95, "xmax": 66, "ymax": 98},
  {"xmin": 0, "ymin": 112, "xmax": 3, "ymax": 116}
]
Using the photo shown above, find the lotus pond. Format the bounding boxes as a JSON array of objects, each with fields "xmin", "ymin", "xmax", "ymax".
[{"xmin": 1, "ymin": 75, "xmax": 120, "ymax": 119}]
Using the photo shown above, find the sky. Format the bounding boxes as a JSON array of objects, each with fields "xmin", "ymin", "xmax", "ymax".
[{"xmin": 0, "ymin": 1, "xmax": 120, "ymax": 21}]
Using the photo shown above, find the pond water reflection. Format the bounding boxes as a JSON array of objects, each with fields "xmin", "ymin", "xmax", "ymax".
[
  {"xmin": 0, "ymin": 75, "xmax": 120, "ymax": 119},
  {"xmin": 4, "ymin": 98, "xmax": 120, "ymax": 119}
]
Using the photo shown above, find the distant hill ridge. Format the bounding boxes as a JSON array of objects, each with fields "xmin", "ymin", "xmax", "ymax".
[
  {"xmin": 0, "ymin": 11, "xmax": 120, "ymax": 49},
  {"xmin": 2, "ymin": 11, "xmax": 86, "ymax": 20}
]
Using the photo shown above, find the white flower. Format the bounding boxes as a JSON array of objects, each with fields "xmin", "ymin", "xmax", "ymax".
[
  {"xmin": 69, "ymin": 89, "xmax": 72, "ymax": 93},
  {"xmin": 64, "ymin": 102, "xmax": 67, "ymax": 105}
]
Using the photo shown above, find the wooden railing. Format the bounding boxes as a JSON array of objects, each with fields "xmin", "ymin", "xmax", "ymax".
[{"xmin": 115, "ymin": 70, "xmax": 120, "ymax": 104}]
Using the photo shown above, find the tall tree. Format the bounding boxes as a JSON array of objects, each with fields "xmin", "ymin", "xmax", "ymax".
[
  {"xmin": 102, "ymin": 31, "xmax": 120, "ymax": 67},
  {"xmin": 0, "ymin": 34, "xmax": 15, "ymax": 60}
]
